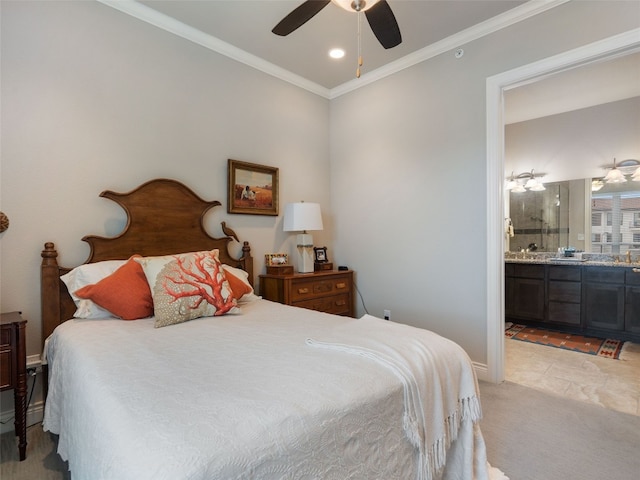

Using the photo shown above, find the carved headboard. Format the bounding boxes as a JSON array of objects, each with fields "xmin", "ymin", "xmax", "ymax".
[{"xmin": 41, "ymin": 179, "xmax": 253, "ymax": 347}]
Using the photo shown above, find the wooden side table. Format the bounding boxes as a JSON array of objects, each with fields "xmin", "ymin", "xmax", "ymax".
[
  {"xmin": 1, "ymin": 311, "xmax": 28, "ymax": 460},
  {"xmin": 259, "ymin": 270, "xmax": 354, "ymax": 317}
]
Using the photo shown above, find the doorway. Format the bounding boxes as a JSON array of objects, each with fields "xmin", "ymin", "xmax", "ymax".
[{"xmin": 485, "ymin": 29, "xmax": 640, "ymax": 383}]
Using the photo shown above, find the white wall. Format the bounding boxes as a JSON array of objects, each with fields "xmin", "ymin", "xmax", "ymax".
[
  {"xmin": 505, "ymin": 97, "xmax": 640, "ymax": 183},
  {"xmin": 330, "ymin": 0, "xmax": 640, "ymax": 363},
  {"xmin": 0, "ymin": 0, "xmax": 331, "ymax": 359}
]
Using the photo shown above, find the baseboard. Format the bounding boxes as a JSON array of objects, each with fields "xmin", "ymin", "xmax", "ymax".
[
  {"xmin": 473, "ymin": 361, "xmax": 490, "ymax": 383},
  {"xmin": 0, "ymin": 400, "xmax": 44, "ymax": 435}
]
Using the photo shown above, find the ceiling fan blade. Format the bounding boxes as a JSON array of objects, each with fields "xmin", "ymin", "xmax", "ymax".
[
  {"xmin": 272, "ymin": 0, "xmax": 331, "ymax": 36},
  {"xmin": 365, "ymin": 0, "xmax": 402, "ymax": 49}
]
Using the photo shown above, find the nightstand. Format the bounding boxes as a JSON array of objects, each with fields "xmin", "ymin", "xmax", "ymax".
[
  {"xmin": 1, "ymin": 311, "xmax": 28, "ymax": 460},
  {"xmin": 259, "ymin": 270, "xmax": 354, "ymax": 317}
]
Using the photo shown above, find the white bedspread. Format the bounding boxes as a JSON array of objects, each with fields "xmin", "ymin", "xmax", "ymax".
[{"xmin": 43, "ymin": 300, "xmax": 499, "ymax": 480}]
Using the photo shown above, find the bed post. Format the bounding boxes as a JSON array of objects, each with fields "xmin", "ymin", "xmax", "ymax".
[
  {"xmin": 41, "ymin": 242, "xmax": 61, "ymax": 350},
  {"xmin": 241, "ymin": 241, "xmax": 254, "ymax": 286},
  {"xmin": 41, "ymin": 242, "xmax": 62, "ymax": 401}
]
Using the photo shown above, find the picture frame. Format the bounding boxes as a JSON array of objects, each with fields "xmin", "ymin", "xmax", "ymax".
[
  {"xmin": 313, "ymin": 246, "xmax": 328, "ymax": 263},
  {"xmin": 228, "ymin": 159, "xmax": 279, "ymax": 216},
  {"xmin": 265, "ymin": 253, "xmax": 289, "ymax": 266}
]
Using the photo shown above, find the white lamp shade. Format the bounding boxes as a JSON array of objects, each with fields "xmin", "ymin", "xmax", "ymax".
[
  {"xmin": 632, "ymin": 166, "xmax": 640, "ymax": 181},
  {"xmin": 283, "ymin": 202, "xmax": 323, "ymax": 232}
]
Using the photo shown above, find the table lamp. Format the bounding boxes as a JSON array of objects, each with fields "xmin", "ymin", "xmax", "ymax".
[{"xmin": 283, "ymin": 202, "xmax": 323, "ymax": 273}]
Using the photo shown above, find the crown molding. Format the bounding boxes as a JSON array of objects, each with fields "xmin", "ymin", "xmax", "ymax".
[{"xmin": 98, "ymin": 0, "xmax": 568, "ymax": 100}]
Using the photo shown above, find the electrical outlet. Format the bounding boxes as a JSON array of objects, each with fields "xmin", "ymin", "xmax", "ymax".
[
  {"xmin": 383, "ymin": 309, "xmax": 391, "ymax": 321},
  {"xmin": 27, "ymin": 365, "xmax": 43, "ymax": 376}
]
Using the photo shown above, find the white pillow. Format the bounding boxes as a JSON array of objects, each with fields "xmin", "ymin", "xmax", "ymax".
[{"xmin": 61, "ymin": 260, "xmax": 126, "ymax": 319}]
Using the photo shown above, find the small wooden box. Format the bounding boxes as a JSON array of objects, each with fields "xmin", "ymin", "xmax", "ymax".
[
  {"xmin": 314, "ymin": 262, "xmax": 333, "ymax": 271},
  {"xmin": 266, "ymin": 265, "xmax": 294, "ymax": 275}
]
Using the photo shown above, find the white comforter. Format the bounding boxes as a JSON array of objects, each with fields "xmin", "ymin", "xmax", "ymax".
[{"xmin": 43, "ymin": 299, "xmax": 499, "ymax": 480}]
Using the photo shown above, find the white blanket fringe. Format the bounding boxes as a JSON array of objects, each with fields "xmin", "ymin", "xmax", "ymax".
[{"xmin": 306, "ymin": 338, "xmax": 482, "ymax": 480}]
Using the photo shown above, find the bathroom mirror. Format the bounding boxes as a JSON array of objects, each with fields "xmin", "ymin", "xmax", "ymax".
[
  {"xmin": 508, "ymin": 180, "xmax": 580, "ymax": 253},
  {"xmin": 507, "ymin": 178, "xmax": 640, "ymax": 253}
]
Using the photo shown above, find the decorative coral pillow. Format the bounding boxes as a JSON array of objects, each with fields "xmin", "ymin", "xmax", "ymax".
[
  {"xmin": 135, "ymin": 250, "xmax": 239, "ymax": 328},
  {"xmin": 74, "ymin": 256, "xmax": 153, "ymax": 320}
]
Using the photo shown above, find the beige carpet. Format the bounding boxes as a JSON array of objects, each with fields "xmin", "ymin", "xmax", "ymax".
[
  {"xmin": 479, "ymin": 380, "xmax": 640, "ymax": 480},
  {"xmin": 3, "ymin": 381, "xmax": 639, "ymax": 479}
]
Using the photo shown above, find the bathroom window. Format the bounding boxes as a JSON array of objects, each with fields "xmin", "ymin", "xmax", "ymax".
[{"xmin": 606, "ymin": 212, "xmax": 623, "ymax": 226}]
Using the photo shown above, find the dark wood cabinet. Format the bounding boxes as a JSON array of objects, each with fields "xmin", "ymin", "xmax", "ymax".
[
  {"xmin": 505, "ymin": 263, "xmax": 639, "ymax": 342},
  {"xmin": 1, "ymin": 312, "xmax": 28, "ymax": 461},
  {"xmin": 548, "ymin": 266, "xmax": 581, "ymax": 326},
  {"xmin": 626, "ymin": 268, "xmax": 640, "ymax": 334},
  {"xmin": 505, "ymin": 264, "xmax": 545, "ymax": 321},
  {"xmin": 259, "ymin": 270, "xmax": 354, "ymax": 317},
  {"xmin": 583, "ymin": 268, "xmax": 625, "ymax": 332}
]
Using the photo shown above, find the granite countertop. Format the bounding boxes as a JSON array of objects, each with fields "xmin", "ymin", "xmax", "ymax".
[{"xmin": 505, "ymin": 253, "xmax": 640, "ymax": 268}]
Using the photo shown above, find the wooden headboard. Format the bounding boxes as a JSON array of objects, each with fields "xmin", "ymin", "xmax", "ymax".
[{"xmin": 41, "ymin": 178, "xmax": 253, "ymax": 348}]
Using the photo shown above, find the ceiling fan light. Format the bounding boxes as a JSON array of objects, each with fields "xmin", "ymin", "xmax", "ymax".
[{"xmin": 332, "ymin": 0, "xmax": 381, "ymax": 12}]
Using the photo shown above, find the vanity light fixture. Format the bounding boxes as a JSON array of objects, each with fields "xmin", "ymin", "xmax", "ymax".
[
  {"xmin": 505, "ymin": 169, "xmax": 545, "ymax": 192},
  {"xmin": 591, "ymin": 179, "xmax": 604, "ymax": 192},
  {"xmin": 504, "ymin": 172, "xmax": 518, "ymax": 190},
  {"xmin": 603, "ymin": 158, "xmax": 627, "ymax": 183}
]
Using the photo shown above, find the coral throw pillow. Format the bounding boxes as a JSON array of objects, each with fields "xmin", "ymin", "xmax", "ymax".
[
  {"xmin": 135, "ymin": 250, "xmax": 239, "ymax": 328},
  {"xmin": 74, "ymin": 256, "xmax": 153, "ymax": 320},
  {"xmin": 222, "ymin": 265, "xmax": 254, "ymax": 301}
]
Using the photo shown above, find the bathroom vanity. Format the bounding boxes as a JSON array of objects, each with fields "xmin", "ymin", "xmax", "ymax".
[{"xmin": 505, "ymin": 258, "xmax": 640, "ymax": 342}]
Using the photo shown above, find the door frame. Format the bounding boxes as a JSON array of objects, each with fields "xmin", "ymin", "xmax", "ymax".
[{"xmin": 485, "ymin": 28, "xmax": 640, "ymax": 383}]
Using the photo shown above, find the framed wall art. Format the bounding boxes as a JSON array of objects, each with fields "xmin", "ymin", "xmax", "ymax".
[{"xmin": 228, "ymin": 159, "xmax": 279, "ymax": 216}]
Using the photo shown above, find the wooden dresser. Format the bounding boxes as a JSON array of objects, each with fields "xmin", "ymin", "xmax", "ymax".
[
  {"xmin": 259, "ymin": 270, "xmax": 354, "ymax": 317},
  {"xmin": 1, "ymin": 311, "xmax": 28, "ymax": 460}
]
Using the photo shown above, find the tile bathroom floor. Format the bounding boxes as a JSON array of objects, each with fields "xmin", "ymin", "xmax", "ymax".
[{"xmin": 505, "ymin": 337, "xmax": 640, "ymax": 416}]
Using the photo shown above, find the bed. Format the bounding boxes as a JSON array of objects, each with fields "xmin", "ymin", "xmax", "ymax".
[{"xmin": 40, "ymin": 179, "xmax": 506, "ymax": 480}]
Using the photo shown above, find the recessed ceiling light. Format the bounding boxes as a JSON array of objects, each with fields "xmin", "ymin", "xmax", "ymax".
[{"xmin": 329, "ymin": 48, "xmax": 345, "ymax": 59}]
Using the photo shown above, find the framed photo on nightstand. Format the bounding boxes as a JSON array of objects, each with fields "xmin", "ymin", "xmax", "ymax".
[{"xmin": 314, "ymin": 246, "xmax": 328, "ymax": 263}]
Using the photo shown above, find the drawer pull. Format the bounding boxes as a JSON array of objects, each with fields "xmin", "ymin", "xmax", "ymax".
[
  {"xmin": 297, "ymin": 288, "xmax": 310, "ymax": 294},
  {"xmin": 335, "ymin": 300, "xmax": 346, "ymax": 306},
  {"xmin": 335, "ymin": 282, "xmax": 346, "ymax": 289}
]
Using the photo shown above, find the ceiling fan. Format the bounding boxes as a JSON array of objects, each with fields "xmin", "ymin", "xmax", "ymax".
[{"xmin": 272, "ymin": 0, "xmax": 402, "ymax": 50}]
